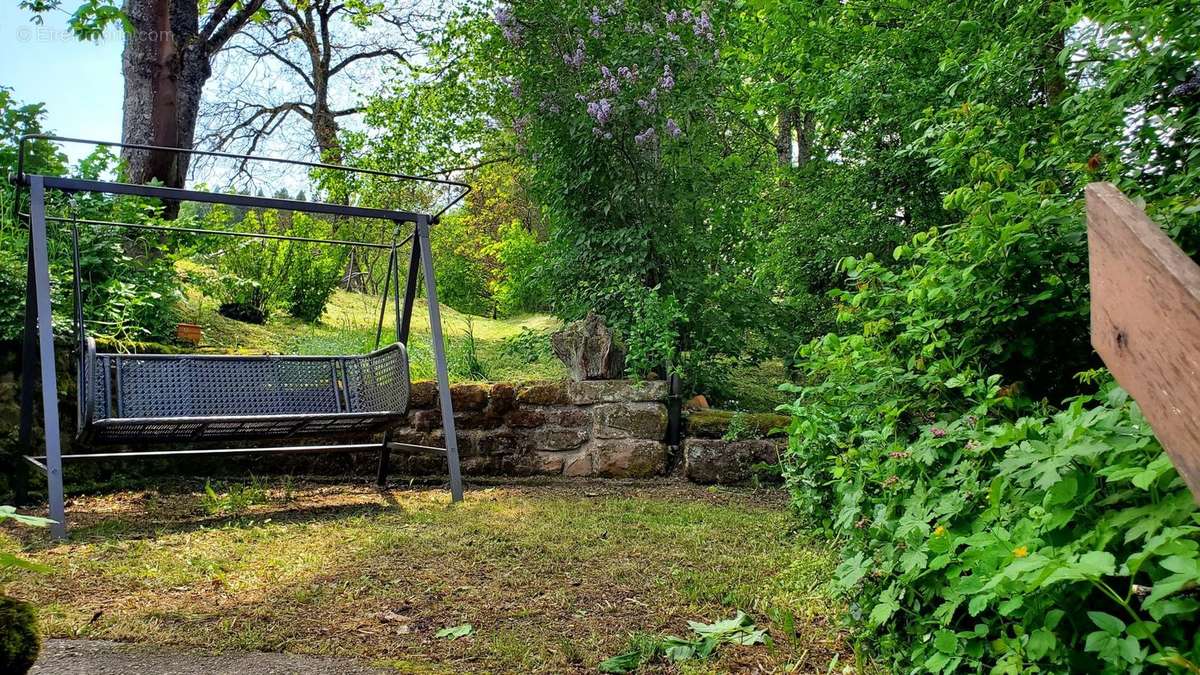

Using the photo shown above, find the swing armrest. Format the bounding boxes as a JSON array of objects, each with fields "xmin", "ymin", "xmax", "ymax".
[{"xmin": 78, "ymin": 337, "xmax": 98, "ymax": 435}]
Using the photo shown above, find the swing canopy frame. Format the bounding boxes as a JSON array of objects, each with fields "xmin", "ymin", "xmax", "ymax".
[{"xmin": 12, "ymin": 135, "xmax": 470, "ymax": 538}]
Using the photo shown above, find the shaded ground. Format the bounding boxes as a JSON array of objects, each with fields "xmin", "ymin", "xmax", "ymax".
[
  {"xmin": 33, "ymin": 639, "xmax": 391, "ymax": 675},
  {"xmin": 3, "ymin": 479, "xmax": 847, "ymax": 673}
]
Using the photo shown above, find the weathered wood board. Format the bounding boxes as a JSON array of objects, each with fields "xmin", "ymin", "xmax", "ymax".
[{"xmin": 1087, "ymin": 182, "xmax": 1200, "ymax": 501}]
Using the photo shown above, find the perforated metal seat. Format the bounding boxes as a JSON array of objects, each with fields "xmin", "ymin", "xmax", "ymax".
[{"xmin": 79, "ymin": 338, "xmax": 410, "ymax": 444}]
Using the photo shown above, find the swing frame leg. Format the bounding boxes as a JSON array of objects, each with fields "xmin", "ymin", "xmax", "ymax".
[
  {"xmin": 416, "ymin": 215, "xmax": 464, "ymax": 502},
  {"xmin": 27, "ymin": 176, "xmax": 68, "ymax": 539}
]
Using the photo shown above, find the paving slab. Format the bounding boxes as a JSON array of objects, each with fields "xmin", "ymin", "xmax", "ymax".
[{"xmin": 31, "ymin": 639, "xmax": 393, "ymax": 675}]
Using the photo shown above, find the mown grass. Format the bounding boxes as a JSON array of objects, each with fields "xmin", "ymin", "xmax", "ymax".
[
  {"xmin": 176, "ymin": 265, "xmax": 567, "ymax": 382},
  {"xmin": 1, "ymin": 480, "xmax": 848, "ymax": 673}
]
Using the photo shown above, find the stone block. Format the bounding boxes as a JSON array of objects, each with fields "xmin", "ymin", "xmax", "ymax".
[
  {"xmin": 450, "ymin": 383, "xmax": 489, "ymax": 411},
  {"xmin": 522, "ymin": 427, "xmax": 589, "ymax": 451},
  {"xmin": 517, "ymin": 382, "xmax": 568, "ymax": 406},
  {"xmin": 550, "ymin": 312, "xmax": 627, "ymax": 380},
  {"xmin": 591, "ymin": 402, "xmax": 667, "ymax": 440},
  {"xmin": 562, "ymin": 449, "xmax": 593, "ymax": 477},
  {"xmin": 526, "ymin": 451, "xmax": 567, "ymax": 475},
  {"xmin": 454, "ymin": 410, "xmax": 505, "ymax": 431},
  {"xmin": 409, "ymin": 381, "xmax": 438, "ymax": 408},
  {"xmin": 590, "ymin": 439, "xmax": 668, "ymax": 478},
  {"xmin": 684, "ymin": 410, "xmax": 791, "ymax": 439},
  {"xmin": 566, "ymin": 380, "xmax": 668, "ymax": 404},
  {"xmin": 506, "ymin": 408, "xmax": 547, "ymax": 429},
  {"xmin": 544, "ymin": 407, "xmax": 590, "ymax": 428},
  {"xmin": 412, "ymin": 409, "xmax": 442, "ymax": 432},
  {"xmin": 684, "ymin": 438, "xmax": 784, "ymax": 484},
  {"xmin": 487, "ymin": 382, "xmax": 517, "ymax": 415}
]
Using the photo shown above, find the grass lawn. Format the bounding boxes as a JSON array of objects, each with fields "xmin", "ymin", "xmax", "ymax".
[
  {"xmin": 177, "ymin": 261, "xmax": 568, "ymax": 382},
  {"xmin": 2, "ymin": 479, "xmax": 848, "ymax": 673}
]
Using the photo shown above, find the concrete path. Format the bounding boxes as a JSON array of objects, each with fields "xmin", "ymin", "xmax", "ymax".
[{"xmin": 32, "ymin": 639, "xmax": 394, "ymax": 674}]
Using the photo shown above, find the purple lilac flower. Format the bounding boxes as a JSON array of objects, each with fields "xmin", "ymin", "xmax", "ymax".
[
  {"xmin": 665, "ymin": 9, "xmax": 678, "ymax": 22},
  {"xmin": 617, "ymin": 65, "xmax": 637, "ymax": 82},
  {"xmin": 587, "ymin": 98, "xmax": 613, "ymax": 125},
  {"xmin": 514, "ymin": 115, "xmax": 530, "ymax": 134},
  {"xmin": 693, "ymin": 11, "xmax": 714, "ymax": 41},
  {"xmin": 599, "ymin": 65, "xmax": 621, "ymax": 93},
  {"xmin": 563, "ymin": 39, "xmax": 586, "ymax": 69},
  {"xmin": 681, "ymin": 9, "xmax": 693, "ymax": 22},
  {"xmin": 589, "ymin": 6, "xmax": 604, "ymax": 25},
  {"xmin": 665, "ymin": 118, "xmax": 681, "ymax": 138},
  {"xmin": 667, "ymin": 32, "xmax": 680, "ymax": 42},
  {"xmin": 658, "ymin": 65, "xmax": 675, "ymax": 91},
  {"xmin": 635, "ymin": 126, "xmax": 658, "ymax": 146},
  {"xmin": 506, "ymin": 78, "xmax": 522, "ymax": 99},
  {"xmin": 494, "ymin": 6, "xmax": 522, "ymax": 44}
]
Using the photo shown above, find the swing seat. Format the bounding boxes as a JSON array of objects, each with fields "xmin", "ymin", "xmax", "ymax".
[{"xmin": 78, "ymin": 338, "xmax": 410, "ymax": 444}]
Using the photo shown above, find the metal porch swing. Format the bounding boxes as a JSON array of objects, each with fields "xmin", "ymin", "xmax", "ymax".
[{"xmin": 13, "ymin": 135, "xmax": 468, "ymax": 538}]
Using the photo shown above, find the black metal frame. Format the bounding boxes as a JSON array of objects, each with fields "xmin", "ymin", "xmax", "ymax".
[{"xmin": 12, "ymin": 135, "xmax": 469, "ymax": 538}]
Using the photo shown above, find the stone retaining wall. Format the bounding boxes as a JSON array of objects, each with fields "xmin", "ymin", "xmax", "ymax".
[
  {"xmin": 0, "ymin": 341, "xmax": 790, "ymax": 488},
  {"xmin": 389, "ymin": 379, "xmax": 672, "ymax": 479}
]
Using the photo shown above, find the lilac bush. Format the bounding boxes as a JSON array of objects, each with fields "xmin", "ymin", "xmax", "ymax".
[{"xmin": 487, "ymin": 0, "xmax": 749, "ymax": 374}]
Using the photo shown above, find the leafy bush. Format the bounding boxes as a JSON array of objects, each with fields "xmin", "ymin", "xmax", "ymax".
[
  {"xmin": 490, "ymin": 221, "xmax": 549, "ymax": 316},
  {"xmin": 599, "ymin": 612, "xmax": 768, "ymax": 673},
  {"xmin": 500, "ymin": 326, "xmax": 551, "ymax": 363},
  {"xmin": 784, "ymin": 371, "xmax": 1200, "ymax": 672},
  {"xmin": 776, "ymin": 2, "xmax": 1200, "ymax": 671},
  {"xmin": 206, "ymin": 210, "xmax": 345, "ymax": 324},
  {"xmin": 0, "ymin": 596, "xmax": 38, "ymax": 675}
]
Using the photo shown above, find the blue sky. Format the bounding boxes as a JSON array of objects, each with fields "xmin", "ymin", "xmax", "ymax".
[{"xmin": 1, "ymin": 3, "xmax": 124, "ymax": 162}]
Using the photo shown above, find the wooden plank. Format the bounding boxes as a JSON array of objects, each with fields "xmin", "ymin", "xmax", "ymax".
[{"xmin": 1087, "ymin": 182, "xmax": 1200, "ymax": 501}]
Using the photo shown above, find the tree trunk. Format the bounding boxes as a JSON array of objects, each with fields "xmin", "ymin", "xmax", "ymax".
[
  {"xmin": 120, "ymin": 0, "xmax": 208, "ymax": 198},
  {"xmin": 795, "ymin": 110, "xmax": 814, "ymax": 168},
  {"xmin": 775, "ymin": 108, "xmax": 794, "ymax": 166},
  {"xmin": 1041, "ymin": 29, "xmax": 1067, "ymax": 106}
]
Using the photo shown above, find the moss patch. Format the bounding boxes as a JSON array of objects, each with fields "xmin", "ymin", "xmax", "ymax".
[{"xmin": 685, "ymin": 410, "xmax": 791, "ymax": 439}]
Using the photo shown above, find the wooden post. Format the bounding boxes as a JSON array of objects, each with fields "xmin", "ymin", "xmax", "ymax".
[{"xmin": 1087, "ymin": 182, "xmax": 1200, "ymax": 500}]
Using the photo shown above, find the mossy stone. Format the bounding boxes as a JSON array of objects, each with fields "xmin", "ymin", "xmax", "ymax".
[
  {"xmin": 0, "ymin": 595, "xmax": 39, "ymax": 675},
  {"xmin": 684, "ymin": 410, "xmax": 790, "ymax": 439}
]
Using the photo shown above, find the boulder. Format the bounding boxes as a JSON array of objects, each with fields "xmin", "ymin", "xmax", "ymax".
[
  {"xmin": 550, "ymin": 313, "xmax": 627, "ymax": 380},
  {"xmin": 591, "ymin": 402, "xmax": 668, "ymax": 440},
  {"xmin": 684, "ymin": 438, "xmax": 784, "ymax": 484}
]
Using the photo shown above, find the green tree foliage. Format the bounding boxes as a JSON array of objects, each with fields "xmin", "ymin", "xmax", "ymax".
[
  {"xmin": 489, "ymin": 0, "xmax": 783, "ymax": 376},
  {"xmin": 426, "ymin": 160, "xmax": 550, "ymax": 318},
  {"xmin": 777, "ymin": 0, "xmax": 1200, "ymax": 671},
  {"xmin": 0, "ymin": 94, "xmax": 180, "ymax": 344}
]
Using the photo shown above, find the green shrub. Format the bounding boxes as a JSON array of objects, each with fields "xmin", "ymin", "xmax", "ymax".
[
  {"xmin": 500, "ymin": 326, "xmax": 551, "ymax": 363},
  {"xmin": 784, "ymin": 371, "xmax": 1200, "ymax": 672},
  {"xmin": 0, "ymin": 596, "xmax": 39, "ymax": 674}
]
